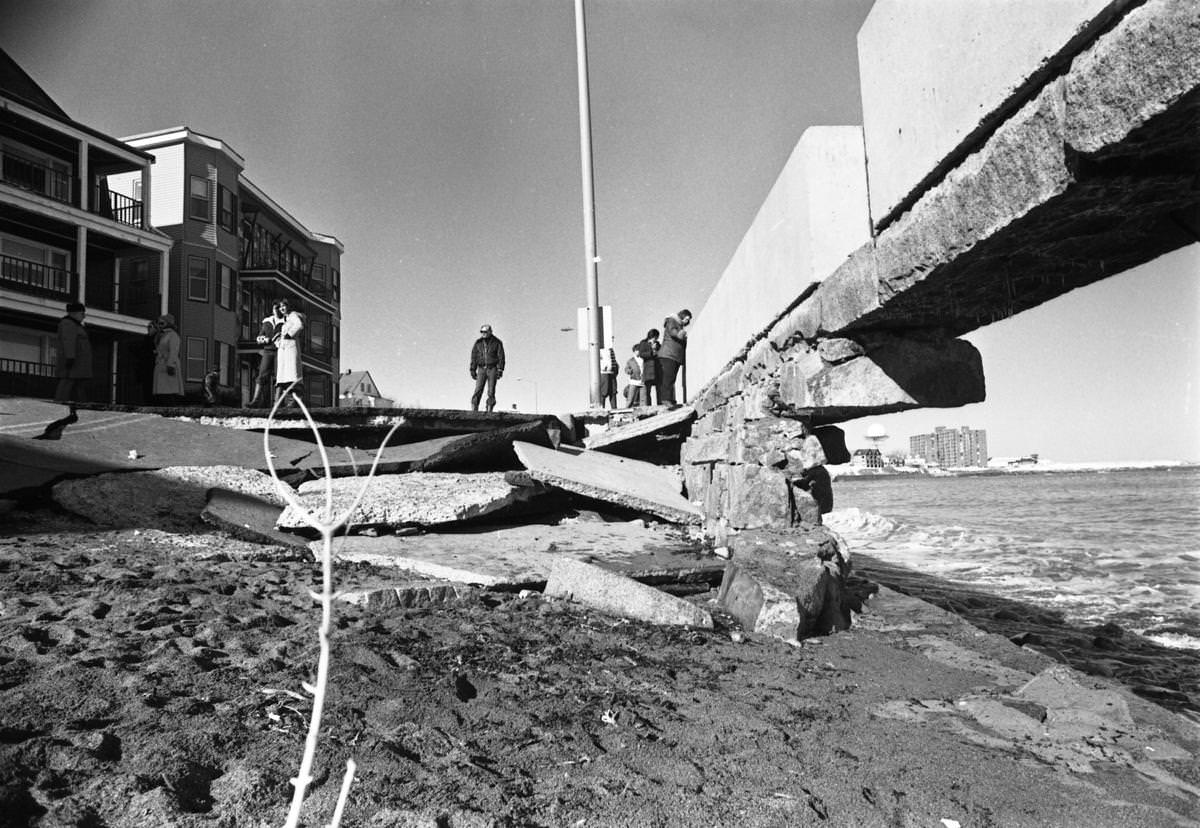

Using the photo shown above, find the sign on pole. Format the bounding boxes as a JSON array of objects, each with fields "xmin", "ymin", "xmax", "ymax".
[{"xmin": 577, "ymin": 305, "xmax": 612, "ymax": 350}]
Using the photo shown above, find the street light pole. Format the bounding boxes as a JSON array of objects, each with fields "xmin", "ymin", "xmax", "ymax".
[{"xmin": 575, "ymin": 0, "xmax": 602, "ymax": 408}]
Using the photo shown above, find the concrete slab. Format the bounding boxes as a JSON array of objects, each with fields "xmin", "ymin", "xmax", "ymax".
[
  {"xmin": 858, "ymin": 0, "xmax": 1125, "ymax": 229},
  {"xmin": 544, "ymin": 557, "xmax": 714, "ymax": 628},
  {"xmin": 277, "ymin": 471, "xmax": 557, "ymax": 532},
  {"xmin": 513, "ymin": 441, "xmax": 702, "ymax": 525},
  {"xmin": 338, "ymin": 580, "xmax": 479, "ymax": 610},
  {"xmin": 321, "ymin": 517, "xmax": 722, "ymax": 589},
  {"xmin": 583, "ymin": 405, "xmax": 696, "ymax": 460},
  {"xmin": 200, "ymin": 488, "xmax": 311, "ymax": 549},
  {"xmin": 304, "ymin": 419, "xmax": 556, "ymax": 479},
  {"xmin": 51, "ymin": 466, "xmax": 285, "ymax": 532},
  {"xmin": 0, "ymin": 397, "xmax": 314, "ymax": 496}
]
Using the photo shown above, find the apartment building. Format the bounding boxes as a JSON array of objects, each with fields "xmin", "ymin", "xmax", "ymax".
[
  {"xmin": 113, "ymin": 127, "xmax": 342, "ymax": 407},
  {"xmin": 0, "ymin": 49, "xmax": 173, "ymax": 402},
  {"xmin": 909, "ymin": 425, "xmax": 989, "ymax": 468}
]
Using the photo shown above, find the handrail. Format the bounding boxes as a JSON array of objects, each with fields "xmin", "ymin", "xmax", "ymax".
[{"xmin": 0, "ymin": 254, "xmax": 75, "ymax": 297}]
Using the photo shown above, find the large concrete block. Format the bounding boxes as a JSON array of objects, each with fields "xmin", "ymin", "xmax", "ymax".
[
  {"xmin": 775, "ymin": 334, "xmax": 985, "ymax": 421},
  {"xmin": 858, "ymin": 0, "xmax": 1127, "ymax": 229},
  {"xmin": 726, "ymin": 463, "xmax": 789, "ymax": 530},
  {"xmin": 544, "ymin": 557, "xmax": 714, "ymax": 628},
  {"xmin": 688, "ymin": 127, "xmax": 870, "ymax": 393},
  {"xmin": 716, "ymin": 541, "xmax": 849, "ymax": 640}
]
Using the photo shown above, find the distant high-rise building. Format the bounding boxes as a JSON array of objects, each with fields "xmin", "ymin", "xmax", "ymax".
[{"xmin": 909, "ymin": 426, "xmax": 988, "ymax": 467}]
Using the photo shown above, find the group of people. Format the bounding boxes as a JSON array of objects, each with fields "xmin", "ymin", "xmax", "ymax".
[
  {"xmin": 248, "ymin": 298, "xmax": 305, "ymax": 408},
  {"xmin": 608, "ymin": 308, "xmax": 692, "ymax": 409},
  {"xmin": 51, "ymin": 297, "xmax": 303, "ymax": 408},
  {"xmin": 470, "ymin": 308, "xmax": 693, "ymax": 414}
]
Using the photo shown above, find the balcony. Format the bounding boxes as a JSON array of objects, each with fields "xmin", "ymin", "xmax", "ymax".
[
  {"xmin": 91, "ymin": 185, "xmax": 143, "ymax": 229},
  {"xmin": 0, "ymin": 357, "xmax": 55, "ymax": 399},
  {"xmin": 1, "ymin": 151, "xmax": 72, "ymax": 204},
  {"xmin": 0, "ymin": 253, "xmax": 75, "ymax": 300}
]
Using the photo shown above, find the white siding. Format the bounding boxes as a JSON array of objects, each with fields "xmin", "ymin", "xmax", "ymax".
[{"xmin": 148, "ymin": 144, "xmax": 184, "ymax": 227}]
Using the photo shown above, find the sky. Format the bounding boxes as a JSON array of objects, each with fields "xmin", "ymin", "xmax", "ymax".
[{"xmin": 2, "ymin": 0, "xmax": 1196, "ymax": 463}]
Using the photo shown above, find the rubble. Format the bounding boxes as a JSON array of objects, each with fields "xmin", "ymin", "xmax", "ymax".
[{"xmin": 544, "ymin": 557, "xmax": 714, "ymax": 628}]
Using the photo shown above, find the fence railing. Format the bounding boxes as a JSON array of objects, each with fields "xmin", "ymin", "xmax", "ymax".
[
  {"xmin": 1, "ymin": 152, "xmax": 72, "ymax": 204},
  {"xmin": 0, "ymin": 254, "xmax": 75, "ymax": 299},
  {"xmin": 91, "ymin": 185, "xmax": 143, "ymax": 228}
]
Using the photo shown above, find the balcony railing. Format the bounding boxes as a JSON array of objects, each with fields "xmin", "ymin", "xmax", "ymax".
[
  {"xmin": 1, "ymin": 151, "xmax": 72, "ymax": 204},
  {"xmin": 0, "ymin": 254, "xmax": 75, "ymax": 299},
  {"xmin": 0, "ymin": 358, "xmax": 56, "ymax": 399},
  {"xmin": 91, "ymin": 186, "xmax": 143, "ymax": 228}
]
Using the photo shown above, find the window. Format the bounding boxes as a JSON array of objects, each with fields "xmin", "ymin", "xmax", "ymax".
[
  {"xmin": 308, "ymin": 316, "xmax": 329, "ymax": 355},
  {"xmin": 216, "ymin": 341, "xmax": 233, "ymax": 385},
  {"xmin": 239, "ymin": 288, "xmax": 253, "ymax": 340},
  {"xmin": 186, "ymin": 337, "xmax": 208, "ymax": 382},
  {"xmin": 187, "ymin": 256, "xmax": 210, "ymax": 301},
  {"xmin": 189, "ymin": 176, "xmax": 210, "ymax": 221},
  {"xmin": 217, "ymin": 264, "xmax": 234, "ymax": 309},
  {"xmin": 218, "ymin": 185, "xmax": 237, "ymax": 233}
]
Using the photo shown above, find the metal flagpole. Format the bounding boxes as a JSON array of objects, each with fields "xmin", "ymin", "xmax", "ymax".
[{"xmin": 575, "ymin": 0, "xmax": 602, "ymax": 407}]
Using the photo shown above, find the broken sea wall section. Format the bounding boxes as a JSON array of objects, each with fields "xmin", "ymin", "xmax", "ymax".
[{"xmin": 683, "ymin": 0, "xmax": 1200, "ymax": 534}]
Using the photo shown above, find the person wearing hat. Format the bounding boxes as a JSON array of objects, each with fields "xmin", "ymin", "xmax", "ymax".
[
  {"xmin": 657, "ymin": 308, "xmax": 692, "ymax": 406},
  {"xmin": 469, "ymin": 324, "xmax": 505, "ymax": 412},
  {"xmin": 152, "ymin": 313, "xmax": 184, "ymax": 405},
  {"xmin": 54, "ymin": 301, "xmax": 91, "ymax": 403}
]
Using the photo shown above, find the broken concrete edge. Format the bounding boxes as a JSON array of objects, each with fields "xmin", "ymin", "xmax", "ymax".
[
  {"xmin": 689, "ymin": 0, "xmax": 1199, "ymax": 416},
  {"xmin": 584, "ymin": 405, "xmax": 697, "ymax": 451},
  {"xmin": 544, "ymin": 556, "xmax": 714, "ymax": 629}
]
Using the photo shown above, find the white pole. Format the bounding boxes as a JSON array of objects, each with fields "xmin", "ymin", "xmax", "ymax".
[{"xmin": 575, "ymin": 0, "xmax": 602, "ymax": 407}]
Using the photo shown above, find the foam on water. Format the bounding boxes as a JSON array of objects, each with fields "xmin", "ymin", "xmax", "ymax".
[{"xmin": 827, "ymin": 467, "xmax": 1200, "ymax": 650}]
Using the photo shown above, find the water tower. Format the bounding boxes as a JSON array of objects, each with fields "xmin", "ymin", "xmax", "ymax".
[{"xmin": 865, "ymin": 423, "xmax": 888, "ymax": 466}]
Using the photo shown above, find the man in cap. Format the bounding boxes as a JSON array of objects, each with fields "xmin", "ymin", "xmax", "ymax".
[
  {"xmin": 469, "ymin": 324, "xmax": 505, "ymax": 412},
  {"xmin": 54, "ymin": 301, "xmax": 91, "ymax": 403}
]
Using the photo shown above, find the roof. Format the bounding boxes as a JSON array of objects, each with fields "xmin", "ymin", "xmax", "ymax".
[
  {"xmin": 1, "ymin": 47, "xmax": 155, "ymax": 162},
  {"xmin": 0, "ymin": 47, "xmax": 68, "ymax": 119},
  {"xmin": 339, "ymin": 371, "xmax": 373, "ymax": 395}
]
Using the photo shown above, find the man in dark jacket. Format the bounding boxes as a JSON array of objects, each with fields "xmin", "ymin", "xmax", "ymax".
[
  {"xmin": 469, "ymin": 324, "xmax": 506, "ymax": 412},
  {"xmin": 54, "ymin": 301, "xmax": 91, "ymax": 403},
  {"xmin": 635, "ymin": 329, "xmax": 661, "ymax": 406},
  {"xmin": 658, "ymin": 309, "xmax": 691, "ymax": 405}
]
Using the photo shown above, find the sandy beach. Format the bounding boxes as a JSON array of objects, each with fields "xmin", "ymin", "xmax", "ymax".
[{"xmin": 1, "ymin": 506, "xmax": 1197, "ymax": 827}]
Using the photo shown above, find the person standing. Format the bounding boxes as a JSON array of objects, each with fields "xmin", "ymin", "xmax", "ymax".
[
  {"xmin": 152, "ymin": 313, "xmax": 184, "ymax": 405},
  {"xmin": 247, "ymin": 301, "xmax": 284, "ymax": 408},
  {"xmin": 657, "ymin": 308, "xmax": 692, "ymax": 405},
  {"xmin": 274, "ymin": 299, "xmax": 305, "ymax": 405},
  {"xmin": 598, "ymin": 344, "xmax": 618, "ymax": 409},
  {"xmin": 54, "ymin": 301, "xmax": 91, "ymax": 403},
  {"xmin": 635, "ymin": 329, "xmax": 661, "ymax": 406},
  {"xmin": 469, "ymin": 324, "xmax": 505, "ymax": 412},
  {"xmin": 623, "ymin": 343, "xmax": 644, "ymax": 407}
]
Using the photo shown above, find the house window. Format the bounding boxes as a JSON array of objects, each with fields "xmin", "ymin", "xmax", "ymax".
[
  {"xmin": 187, "ymin": 256, "xmax": 210, "ymax": 302},
  {"xmin": 186, "ymin": 337, "xmax": 208, "ymax": 382},
  {"xmin": 216, "ymin": 341, "xmax": 233, "ymax": 385},
  {"xmin": 218, "ymin": 264, "xmax": 234, "ymax": 309},
  {"xmin": 218, "ymin": 185, "xmax": 237, "ymax": 233},
  {"xmin": 309, "ymin": 316, "xmax": 329, "ymax": 355},
  {"xmin": 189, "ymin": 176, "xmax": 210, "ymax": 221}
]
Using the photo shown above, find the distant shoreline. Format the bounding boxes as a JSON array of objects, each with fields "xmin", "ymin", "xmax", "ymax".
[{"xmin": 832, "ymin": 460, "xmax": 1198, "ymax": 480}]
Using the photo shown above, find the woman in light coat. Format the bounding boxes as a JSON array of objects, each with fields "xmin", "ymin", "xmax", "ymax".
[
  {"xmin": 152, "ymin": 314, "xmax": 184, "ymax": 404},
  {"xmin": 274, "ymin": 299, "xmax": 304, "ymax": 403}
]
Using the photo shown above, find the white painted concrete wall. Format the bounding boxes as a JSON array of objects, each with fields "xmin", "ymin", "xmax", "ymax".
[
  {"xmin": 858, "ymin": 0, "xmax": 1127, "ymax": 229},
  {"xmin": 688, "ymin": 126, "xmax": 869, "ymax": 394}
]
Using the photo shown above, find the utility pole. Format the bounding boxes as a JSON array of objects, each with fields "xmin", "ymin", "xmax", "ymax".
[{"xmin": 575, "ymin": 0, "xmax": 602, "ymax": 406}]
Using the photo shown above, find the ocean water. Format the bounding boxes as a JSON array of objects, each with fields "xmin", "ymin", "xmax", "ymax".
[{"xmin": 824, "ymin": 466, "xmax": 1200, "ymax": 651}]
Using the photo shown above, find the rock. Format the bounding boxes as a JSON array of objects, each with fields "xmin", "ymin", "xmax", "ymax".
[
  {"xmin": 726, "ymin": 464, "xmax": 790, "ymax": 529},
  {"xmin": 716, "ymin": 529, "xmax": 851, "ymax": 640},
  {"xmin": 544, "ymin": 557, "xmax": 713, "ymax": 629}
]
